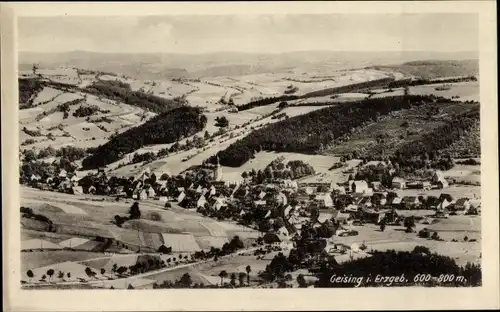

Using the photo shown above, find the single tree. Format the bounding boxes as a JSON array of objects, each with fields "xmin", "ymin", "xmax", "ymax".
[
  {"xmin": 404, "ymin": 217, "xmax": 416, "ymax": 233},
  {"xmin": 219, "ymin": 270, "xmax": 228, "ymax": 286},
  {"xmin": 67, "ymin": 272, "xmax": 71, "ymax": 279},
  {"xmin": 46, "ymin": 269, "xmax": 55, "ymax": 282},
  {"xmin": 101, "ymin": 268, "xmax": 106, "ymax": 276},
  {"xmin": 179, "ymin": 273, "xmax": 193, "ymax": 288},
  {"xmin": 58, "ymin": 271, "xmax": 64, "ymax": 280},
  {"xmin": 245, "ymin": 265, "xmax": 251, "ymax": 285},
  {"xmin": 85, "ymin": 267, "xmax": 94, "ymax": 280},
  {"xmin": 41, "ymin": 274, "xmax": 47, "ymax": 282},
  {"xmin": 129, "ymin": 202, "xmax": 141, "ymax": 219},
  {"xmin": 26, "ymin": 270, "xmax": 34, "ymax": 283},
  {"xmin": 112, "ymin": 263, "xmax": 118, "ymax": 277},
  {"xmin": 380, "ymin": 221, "xmax": 386, "ymax": 232}
]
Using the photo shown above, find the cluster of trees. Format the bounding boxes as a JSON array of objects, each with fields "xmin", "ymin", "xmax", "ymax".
[
  {"xmin": 131, "ymin": 152, "xmax": 156, "ymax": 164},
  {"xmin": 215, "ymin": 116, "xmax": 229, "ymax": 127},
  {"xmin": 82, "ymin": 106, "xmax": 207, "ymax": 169},
  {"xmin": 114, "ymin": 202, "xmax": 141, "ymax": 227},
  {"xmin": 84, "ymin": 80, "xmax": 186, "ymax": 113},
  {"xmin": 456, "ymin": 158, "xmax": 480, "ymax": 165},
  {"xmin": 315, "ymin": 248, "xmax": 481, "ymax": 287},
  {"xmin": 241, "ymin": 158, "xmax": 316, "ymax": 183},
  {"xmin": 19, "ymin": 78, "xmax": 45, "ymax": 109},
  {"xmin": 56, "ymin": 98, "xmax": 86, "ymax": 119},
  {"xmin": 390, "ymin": 107, "xmax": 480, "ymax": 172},
  {"xmin": 20, "ymin": 206, "xmax": 55, "ymax": 232},
  {"xmin": 237, "ymin": 95, "xmax": 299, "ymax": 111},
  {"xmin": 72, "ymin": 105, "xmax": 101, "ymax": 118},
  {"xmin": 210, "ymin": 95, "xmax": 433, "ymax": 167}
]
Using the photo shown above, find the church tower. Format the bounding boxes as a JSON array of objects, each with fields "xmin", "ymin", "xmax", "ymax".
[{"xmin": 214, "ymin": 156, "xmax": 223, "ymax": 181}]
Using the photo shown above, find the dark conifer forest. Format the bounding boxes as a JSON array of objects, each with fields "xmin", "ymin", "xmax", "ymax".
[{"xmin": 82, "ymin": 106, "xmax": 207, "ymax": 169}]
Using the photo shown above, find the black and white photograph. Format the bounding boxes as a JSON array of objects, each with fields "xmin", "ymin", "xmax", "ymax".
[{"xmin": 2, "ymin": 1, "xmax": 499, "ymax": 311}]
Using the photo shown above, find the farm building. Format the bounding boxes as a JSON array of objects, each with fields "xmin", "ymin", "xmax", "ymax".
[
  {"xmin": 454, "ymin": 198, "xmax": 471, "ymax": 212},
  {"xmin": 209, "ymin": 196, "xmax": 227, "ymax": 210},
  {"xmin": 436, "ymin": 179, "xmax": 449, "ymax": 189},
  {"xmin": 254, "ymin": 200, "xmax": 267, "ymax": 207},
  {"xmin": 58, "ymin": 169, "xmax": 68, "ymax": 178},
  {"xmin": 30, "ymin": 174, "xmax": 41, "ymax": 182},
  {"xmin": 363, "ymin": 160, "xmax": 388, "ymax": 168},
  {"xmin": 262, "ymin": 233, "xmax": 281, "ymax": 245},
  {"xmin": 332, "ymin": 184, "xmax": 346, "ymax": 195},
  {"xmin": 314, "ymin": 193, "xmax": 333, "ymax": 208},
  {"xmin": 437, "ymin": 198, "xmax": 453, "ymax": 210},
  {"xmin": 370, "ymin": 181, "xmax": 383, "ymax": 191},
  {"xmin": 391, "ymin": 177, "xmax": 406, "ymax": 189},
  {"xmin": 344, "ymin": 204, "xmax": 359, "ymax": 213},
  {"xmin": 276, "ymin": 226, "xmax": 289, "ymax": 237},
  {"xmin": 390, "ymin": 197, "xmax": 402, "ymax": 208},
  {"xmin": 71, "ymin": 185, "xmax": 84, "ymax": 195},
  {"xmin": 333, "ymin": 211, "xmax": 351, "ymax": 224},
  {"xmin": 276, "ymin": 192, "xmax": 288, "ymax": 205},
  {"xmin": 371, "ymin": 192, "xmax": 387, "ymax": 206},
  {"xmin": 401, "ymin": 196, "xmax": 420, "ymax": 209},
  {"xmin": 258, "ymin": 191, "xmax": 267, "ymax": 199},
  {"xmin": 177, "ymin": 191, "xmax": 186, "ymax": 203},
  {"xmin": 196, "ymin": 195, "xmax": 207, "ymax": 208},
  {"xmin": 146, "ymin": 187, "xmax": 156, "ymax": 198},
  {"xmin": 432, "ymin": 170, "xmax": 449, "ymax": 188}
]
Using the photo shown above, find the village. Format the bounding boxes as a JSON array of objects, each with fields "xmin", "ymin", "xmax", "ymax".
[{"xmin": 22, "ymin": 154, "xmax": 481, "ymax": 248}]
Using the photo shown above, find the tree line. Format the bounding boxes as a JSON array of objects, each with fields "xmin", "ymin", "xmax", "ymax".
[
  {"xmin": 208, "ymin": 95, "xmax": 435, "ymax": 167},
  {"xmin": 81, "ymin": 106, "xmax": 207, "ymax": 169}
]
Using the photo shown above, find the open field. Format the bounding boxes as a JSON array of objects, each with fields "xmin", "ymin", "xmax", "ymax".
[
  {"xmin": 332, "ymin": 217, "xmax": 481, "ymax": 266},
  {"xmin": 410, "ymin": 81, "xmax": 479, "ymax": 102},
  {"xmin": 394, "ymin": 185, "xmax": 481, "ymax": 200},
  {"xmin": 21, "ymin": 250, "xmax": 107, "ymax": 272},
  {"xmin": 21, "ymin": 187, "xmax": 259, "ymax": 254}
]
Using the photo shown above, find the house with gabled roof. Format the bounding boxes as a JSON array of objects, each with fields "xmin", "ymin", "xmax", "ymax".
[
  {"xmin": 351, "ymin": 180, "xmax": 369, "ymax": 194},
  {"xmin": 258, "ymin": 191, "xmax": 267, "ymax": 199},
  {"xmin": 391, "ymin": 177, "xmax": 406, "ymax": 189},
  {"xmin": 454, "ymin": 198, "xmax": 471, "ymax": 212},
  {"xmin": 314, "ymin": 193, "xmax": 334, "ymax": 208},
  {"xmin": 177, "ymin": 191, "xmax": 186, "ymax": 203},
  {"xmin": 402, "ymin": 196, "xmax": 420, "ymax": 209},
  {"xmin": 196, "ymin": 195, "xmax": 207, "ymax": 208}
]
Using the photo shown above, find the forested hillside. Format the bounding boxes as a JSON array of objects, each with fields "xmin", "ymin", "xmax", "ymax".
[
  {"xmin": 19, "ymin": 78, "xmax": 45, "ymax": 108},
  {"xmin": 209, "ymin": 95, "xmax": 438, "ymax": 167},
  {"xmin": 82, "ymin": 107, "xmax": 207, "ymax": 169},
  {"xmin": 390, "ymin": 106, "xmax": 480, "ymax": 171},
  {"xmin": 84, "ymin": 80, "xmax": 186, "ymax": 113},
  {"xmin": 368, "ymin": 60, "xmax": 479, "ymax": 79}
]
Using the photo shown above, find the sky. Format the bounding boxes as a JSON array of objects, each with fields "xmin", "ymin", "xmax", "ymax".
[{"xmin": 18, "ymin": 14, "xmax": 479, "ymax": 54}]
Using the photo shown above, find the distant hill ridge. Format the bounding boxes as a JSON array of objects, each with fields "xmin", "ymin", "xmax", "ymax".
[{"xmin": 19, "ymin": 50, "xmax": 479, "ymax": 79}]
